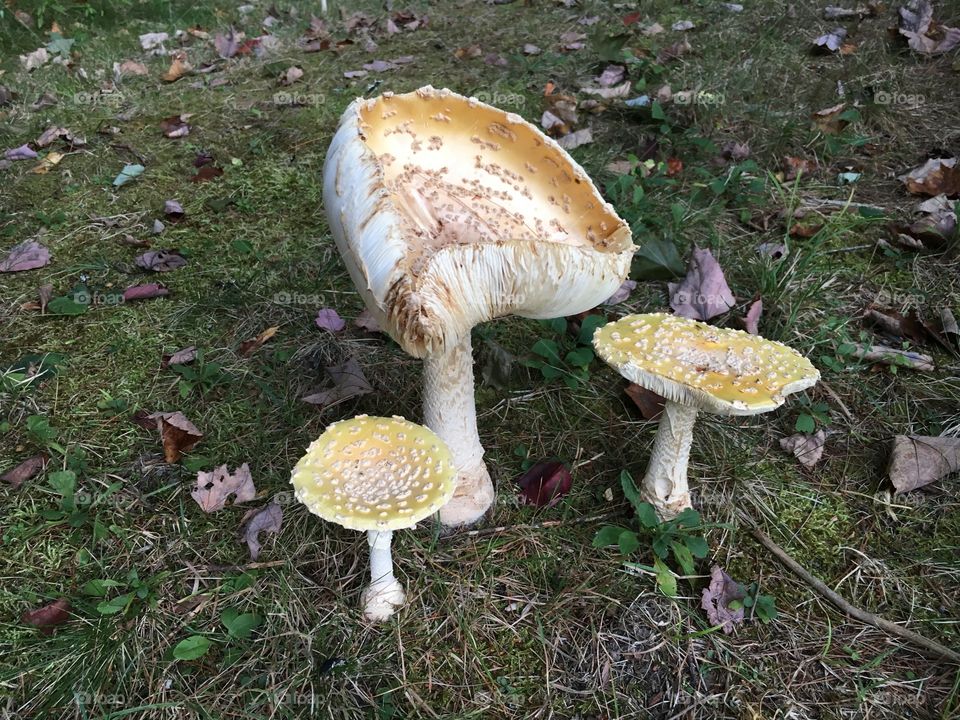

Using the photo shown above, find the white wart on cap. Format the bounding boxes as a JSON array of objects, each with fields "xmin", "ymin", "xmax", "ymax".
[{"xmin": 291, "ymin": 415, "xmax": 457, "ymax": 531}]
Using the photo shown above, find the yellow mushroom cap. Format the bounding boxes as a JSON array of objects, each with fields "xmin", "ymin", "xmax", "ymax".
[
  {"xmin": 290, "ymin": 415, "xmax": 457, "ymax": 531},
  {"xmin": 593, "ymin": 313, "xmax": 820, "ymax": 416}
]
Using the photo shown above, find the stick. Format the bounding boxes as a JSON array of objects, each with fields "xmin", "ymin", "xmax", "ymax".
[
  {"xmin": 445, "ymin": 510, "xmax": 621, "ymax": 540},
  {"xmin": 738, "ymin": 511, "xmax": 960, "ymax": 664}
]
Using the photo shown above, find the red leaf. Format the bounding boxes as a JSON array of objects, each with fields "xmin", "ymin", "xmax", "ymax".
[
  {"xmin": 516, "ymin": 460, "xmax": 572, "ymax": 507},
  {"xmin": 123, "ymin": 283, "xmax": 169, "ymax": 301},
  {"xmin": 22, "ymin": 598, "xmax": 71, "ymax": 635},
  {"xmin": 2, "ymin": 454, "xmax": 46, "ymax": 488}
]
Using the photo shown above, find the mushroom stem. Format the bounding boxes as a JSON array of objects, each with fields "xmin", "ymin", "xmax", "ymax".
[
  {"xmin": 361, "ymin": 530, "xmax": 406, "ymax": 621},
  {"xmin": 642, "ymin": 401, "xmax": 698, "ymax": 519},
  {"xmin": 423, "ymin": 334, "xmax": 495, "ymax": 527}
]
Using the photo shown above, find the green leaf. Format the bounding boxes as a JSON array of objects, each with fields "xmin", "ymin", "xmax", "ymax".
[
  {"xmin": 670, "ymin": 540, "xmax": 696, "ymax": 576},
  {"xmin": 795, "ymin": 414, "xmax": 816, "ymax": 433},
  {"xmin": 531, "ymin": 338, "xmax": 562, "ymax": 365},
  {"xmin": 618, "ymin": 530, "xmax": 640, "ymax": 555},
  {"xmin": 592, "ymin": 525, "xmax": 626, "ymax": 548},
  {"xmin": 620, "ymin": 470, "xmax": 641, "ymax": 508},
  {"xmin": 173, "ymin": 635, "xmax": 214, "ymax": 660},
  {"xmin": 674, "ymin": 507, "xmax": 701, "ymax": 529},
  {"xmin": 48, "ymin": 470, "xmax": 76, "ymax": 497},
  {"xmin": 46, "ymin": 295, "xmax": 89, "ymax": 316},
  {"xmin": 46, "ymin": 33, "xmax": 75, "ymax": 56},
  {"xmin": 753, "ymin": 593, "xmax": 778, "ymax": 623},
  {"xmin": 651, "ymin": 101, "xmax": 666, "ymax": 121},
  {"xmin": 97, "ymin": 593, "xmax": 133, "ymax": 615},
  {"xmin": 577, "ymin": 315, "xmax": 607, "ymax": 346},
  {"xmin": 631, "ymin": 238, "xmax": 685, "ymax": 280},
  {"xmin": 231, "ymin": 239, "xmax": 253, "ymax": 254},
  {"xmin": 564, "ymin": 347, "xmax": 594, "ymax": 368},
  {"xmin": 112, "ymin": 164, "xmax": 145, "ymax": 188},
  {"xmin": 540, "ymin": 365, "xmax": 563, "ymax": 380},
  {"xmin": 221, "ymin": 610, "xmax": 263, "ymax": 640},
  {"xmin": 635, "ymin": 501, "xmax": 660, "ymax": 529},
  {"xmin": 540, "ymin": 318, "xmax": 567, "ymax": 334},
  {"xmin": 683, "ymin": 535, "xmax": 709, "ymax": 559},
  {"xmin": 653, "ymin": 556, "xmax": 677, "ymax": 596}
]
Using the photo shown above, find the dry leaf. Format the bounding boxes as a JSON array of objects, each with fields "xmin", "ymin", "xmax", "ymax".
[
  {"xmin": 192, "ymin": 166, "xmax": 224, "ymax": 182},
  {"xmin": 783, "ymin": 155, "xmax": 817, "ymax": 181},
  {"xmin": 813, "ymin": 27, "xmax": 847, "ymax": 52},
  {"xmin": 0, "ymin": 241, "xmax": 50, "ymax": 272},
  {"xmin": 669, "ymin": 247, "xmax": 736, "ymax": 321},
  {"xmin": 279, "ymin": 66, "xmax": 304, "ymax": 85},
  {"xmin": 22, "ymin": 598, "xmax": 71, "ymax": 635},
  {"xmin": 354, "ymin": 309, "xmax": 382, "ymax": 332},
  {"xmin": 161, "ymin": 51, "xmax": 191, "ymax": 82},
  {"xmin": 516, "ymin": 460, "xmax": 572, "ymax": 507},
  {"xmin": 557, "ymin": 127, "xmax": 593, "ymax": 150},
  {"xmin": 163, "ymin": 346, "xmax": 197, "ymax": 367},
  {"xmin": 780, "ymin": 430, "xmax": 827, "ymax": 468},
  {"xmin": 898, "ymin": 0, "xmax": 960, "ymax": 55},
  {"xmin": 160, "ymin": 114, "xmax": 191, "ymax": 138},
  {"xmin": 852, "ymin": 343, "xmax": 934, "ymax": 371},
  {"xmin": 744, "ymin": 298, "xmax": 763, "ymax": 335},
  {"xmin": 30, "ymin": 152, "xmax": 64, "ymax": 174},
  {"xmin": 117, "ymin": 60, "xmax": 148, "ymax": 76},
  {"xmin": 315, "ymin": 308, "xmax": 346, "ymax": 332},
  {"xmin": 123, "ymin": 283, "xmax": 169, "ymax": 301},
  {"xmin": 888, "ymin": 435, "xmax": 960, "ymax": 493},
  {"xmin": 191, "ymin": 463, "xmax": 256, "ymax": 513},
  {"xmin": 239, "ymin": 326, "xmax": 278, "ymax": 356},
  {"xmin": 2, "ymin": 455, "xmax": 46, "ymax": 489},
  {"xmin": 701, "ymin": 565, "xmax": 745, "ymax": 634},
  {"xmin": 899, "ymin": 158, "xmax": 960, "ymax": 198},
  {"xmin": 136, "ymin": 249, "xmax": 186, "ymax": 272},
  {"xmin": 302, "ymin": 357, "xmax": 373, "ymax": 408},
  {"xmin": 150, "ymin": 411, "xmax": 203, "ymax": 463},
  {"xmin": 624, "ymin": 384, "xmax": 665, "ymax": 420},
  {"xmin": 239, "ymin": 502, "xmax": 283, "ymax": 560},
  {"xmin": 812, "ymin": 103, "xmax": 848, "ymax": 135},
  {"xmin": 604, "ymin": 280, "xmax": 637, "ymax": 305}
]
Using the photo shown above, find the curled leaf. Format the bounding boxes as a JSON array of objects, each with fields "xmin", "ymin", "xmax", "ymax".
[
  {"xmin": 239, "ymin": 502, "xmax": 283, "ymax": 559},
  {"xmin": 191, "ymin": 464, "xmax": 255, "ymax": 513},
  {"xmin": 516, "ymin": 460, "xmax": 572, "ymax": 507},
  {"xmin": 22, "ymin": 598, "xmax": 71, "ymax": 635},
  {"xmin": 701, "ymin": 565, "xmax": 745, "ymax": 634}
]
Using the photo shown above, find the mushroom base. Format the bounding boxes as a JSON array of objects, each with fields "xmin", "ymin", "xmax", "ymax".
[
  {"xmin": 423, "ymin": 334, "xmax": 495, "ymax": 527},
  {"xmin": 642, "ymin": 401, "xmax": 697, "ymax": 519},
  {"xmin": 363, "ymin": 530, "xmax": 406, "ymax": 621}
]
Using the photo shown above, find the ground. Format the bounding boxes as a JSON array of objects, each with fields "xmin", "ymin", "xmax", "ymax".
[{"xmin": 1, "ymin": 0, "xmax": 959, "ymax": 718}]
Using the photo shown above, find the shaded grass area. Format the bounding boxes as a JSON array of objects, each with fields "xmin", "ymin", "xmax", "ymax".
[{"xmin": 1, "ymin": 0, "xmax": 959, "ymax": 717}]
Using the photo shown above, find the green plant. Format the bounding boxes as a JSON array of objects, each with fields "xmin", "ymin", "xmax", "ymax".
[
  {"xmin": 171, "ymin": 352, "xmax": 230, "ymax": 397},
  {"xmin": 84, "ymin": 568, "xmax": 172, "ymax": 616},
  {"xmin": 741, "ymin": 582, "xmax": 778, "ymax": 623},
  {"xmin": 594, "ymin": 471, "xmax": 720, "ymax": 595},
  {"xmin": 522, "ymin": 315, "xmax": 605, "ymax": 389},
  {"xmin": 26, "ymin": 414, "xmax": 60, "ymax": 449},
  {"xmin": 794, "ymin": 397, "xmax": 832, "ymax": 433}
]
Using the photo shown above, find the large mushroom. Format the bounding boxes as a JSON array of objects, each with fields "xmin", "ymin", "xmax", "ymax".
[
  {"xmin": 323, "ymin": 86, "xmax": 635, "ymax": 527},
  {"xmin": 290, "ymin": 415, "xmax": 457, "ymax": 621},
  {"xmin": 593, "ymin": 313, "xmax": 820, "ymax": 518}
]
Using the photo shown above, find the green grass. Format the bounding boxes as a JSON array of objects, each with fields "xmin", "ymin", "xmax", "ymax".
[{"xmin": 2, "ymin": 0, "xmax": 960, "ymax": 717}]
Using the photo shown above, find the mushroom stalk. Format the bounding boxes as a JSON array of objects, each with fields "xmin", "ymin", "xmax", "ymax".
[
  {"xmin": 361, "ymin": 530, "xmax": 406, "ymax": 621},
  {"xmin": 423, "ymin": 334, "xmax": 495, "ymax": 527},
  {"xmin": 642, "ymin": 401, "xmax": 698, "ymax": 519}
]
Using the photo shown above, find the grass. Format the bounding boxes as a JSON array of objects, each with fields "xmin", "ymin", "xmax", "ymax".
[{"xmin": 2, "ymin": 0, "xmax": 959, "ymax": 717}]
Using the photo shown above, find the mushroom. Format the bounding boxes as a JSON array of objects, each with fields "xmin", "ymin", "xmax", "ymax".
[
  {"xmin": 323, "ymin": 86, "xmax": 635, "ymax": 527},
  {"xmin": 593, "ymin": 313, "xmax": 820, "ymax": 518},
  {"xmin": 290, "ymin": 415, "xmax": 457, "ymax": 621}
]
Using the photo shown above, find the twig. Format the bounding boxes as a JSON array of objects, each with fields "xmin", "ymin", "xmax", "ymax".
[
  {"xmin": 198, "ymin": 560, "xmax": 287, "ymax": 572},
  {"xmin": 445, "ymin": 510, "xmax": 621, "ymax": 540},
  {"xmin": 800, "ymin": 197, "xmax": 889, "ymax": 213},
  {"xmin": 738, "ymin": 510, "xmax": 960, "ymax": 665},
  {"xmin": 817, "ymin": 380, "xmax": 855, "ymax": 423}
]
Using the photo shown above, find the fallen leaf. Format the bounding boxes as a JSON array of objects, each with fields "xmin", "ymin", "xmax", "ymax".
[
  {"xmin": 163, "ymin": 199, "xmax": 185, "ymax": 221},
  {"xmin": 161, "ymin": 51, "xmax": 191, "ymax": 82},
  {"xmin": 666, "ymin": 157, "xmax": 683, "ymax": 177},
  {"xmin": 672, "ymin": 20, "xmax": 695, "ymax": 31},
  {"xmin": 454, "ymin": 44, "xmax": 483, "ymax": 60},
  {"xmin": 783, "ymin": 155, "xmax": 818, "ymax": 180},
  {"xmin": 516, "ymin": 460, "xmax": 572, "ymax": 507},
  {"xmin": 757, "ymin": 243, "xmax": 788, "ymax": 260},
  {"xmin": 36, "ymin": 126, "xmax": 84, "ymax": 148},
  {"xmin": 657, "ymin": 38, "xmax": 692, "ymax": 63},
  {"xmin": 557, "ymin": 127, "xmax": 593, "ymax": 150},
  {"xmin": 239, "ymin": 502, "xmax": 283, "ymax": 560},
  {"xmin": 117, "ymin": 59, "xmax": 149, "ymax": 76},
  {"xmin": 136, "ymin": 249, "xmax": 186, "ymax": 272},
  {"xmin": 852, "ymin": 343, "xmax": 934, "ymax": 371},
  {"xmin": 20, "ymin": 47, "xmax": 50, "ymax": 71},
  {"xmin": 559, "ymin": 31, "xmax": 587, "ymax": 51},
  {"xmin": 163, "ymin": 346, "xmax": 197, "ymax": 367},
  {"xmin": 38, "ymin": 284, "xmax": 53, "ymax": 312},
  {"xmin": 580, "ymin": 81, "xmax": 632, "ymax": 100},
  {"xmin": 112, "ymin": 163, "xmax": 145, "ymax": 188},
  {"xmin": 604, "ymin": 280, "xmax": 637, "ymax": 305},
  {"xmin": 150, "ymin": 411, "xmax": 203, "ymax": 462},
  {"xmin": 642, "ymin": 22, "xmax": 665, "ymax": 35},
  {"xmin": 139, "ymin": 32, "xmax": 169, "ymax": 50},
  {"xmin": 355, "ymin": 309, "xmax": 382, "ymax": 332},
  {"xmin": 22, "ymin": 598, "xmax": 71, "ymax": 635},
  {"xmin": 2, "ymin": 455, "xmax": 46, "ymax": 489},
  {"xmin": 343, "ymin": 69, "xmax": 369, "ymax": 79},
  {"xmin": 780, "ymin": 430, "xmax": 827, "ymax": 468},
  {"xmin": 192, "ymin": 166, "xmax": 224, "ymax": 182},
  {"xmin": 315, "ymin": 308, "xmax": 346, "ymax": 332},
  {"xmin": 899, "ymin": 158, "xmax": 960, "ymax": 198},
  {"xmin": 30, "ymin": 151, "xmax": 65, "ymax": 174},
  {"xmin": 123, "ymin": 283, "xmax": 169, "ymax": 301},
  {"xmin": 813, "ymin": 27, "xmax": 847, "ymax": 52},
  {"xmin": 191, "ymin": 463, "xmax": 255, "ymax": 513},
  {"xmin": 889, "ymin": 435, "xmax": 960, "ymax": 492},
  {"xmin": 362, "ymin": 56, "xmax": 414, "ymax": 72},
  {"xmin": 0, "ymin": 241, "xmax": 50, "ymax": 273},
  {"xmin": 302, "ymin": 357, "xmax": 373, "ymax": 408},
  {"xmin": 624, "ymin": 384, "xmax": 665, "ymax": 420},
  {"xmin": 239, "ymin": 326, "xmax": 278, "ymax": 356},
  {"xmin": 481, "ymin": 338, "xmax": 515, "ymax": 389},
  {"xmin": 279, "ymin": 66, "xmax": 304, "ymax": 85},
  {"xmin": 669, "ymin": 247, "xmax": 736, "ymax": 321},
  {"xmin": 701, "ymin": 565, "xmax": 745, "ymax": 634},
  {"xmin": 898, "ymin": 0, "xmax": 960, "ymax": 55},
  {"xmin": 597, "ymin": 64, "xmax": 627, "ymax": 87},
  {"xmin": 153, "ymin": 219, "xmax": 165, "ymax": 234},
  {"xmin": 522, "ymin": 43, "xmax": 542, "ymax": 55},
  {"xmin": 160, "ymin": 114, "xmax": 191, "ymax": 139},
  {"xmin": 811, "ymin": 103, "xmax": 849, "ymax": 135},
  {"xmin": 744, "ymin": 298, "xmax": 763, "ymax": 334},
  {"xmin": 5, "ymin": 145, "xmax": 38, "ymax": 161},
  {"xmin": 721, "ymin": 141, "xmax": 751, "ymax": 162}
]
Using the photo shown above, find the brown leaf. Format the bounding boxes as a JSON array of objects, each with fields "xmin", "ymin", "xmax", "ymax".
[
  {"xmin": 454, "ymin": 44, "xmax": 483, "ymax": 60},
  {"xmin": 516, "ymin": 460, "xmax": 573, "ymax": 507},
  {"xmin": 779, "ymin": 430, "xmax": 827, "ymax": 468},
  {"xmin": 898, "ymin": 0, "xmax": 960, "ymax": 55},
  {"xmin": 889, "ymin": 435, "xmax": 960, "ymax": 493},
  {"xmin": 239, "ymin": 502, "xmax": 283, "ymax": 560},
  {"xmin": 192, "ymin": 166, "xmax": 224, "ymax": 182},
  {"xmin": 150, "ymin": 411, "xmax": 203, "ymax": 463},
  {"xmin": 135, "ymin": 249, "xmax": 186, "ymax": 272},
  {"xmin": 811, "ymin": 103, "xmax": 848, "ymax": 135},
  {"xmin": 783, "ymin": 155, "xmax": 818, "ymax": 181},
  {"xmin": 22, "ymin": 598, "xmax": 71, "ymax": 635},
  {"xmin": 162, "ymin": 346, "xmax": 197, "ymax": 368},
  {"xmin": 812, "ymin": 27, "xmax": 847, "ymax": 52},
  {"xmin": 852, "ymin": 343, "xmax": 934, "ymax": 371},
  {"xmin": 123, "ymin": 283, "xmax": 169, "ymax": 301},
  {"xmin": 302, "ymin": 357, "xmax": 373, "ymax": 408},
  {"xmin": 744, "ymin": 298, "xmax": 763, "ymax": 335},
  {"xmin": 239, "ymin": 326, "xmax": 278, "ymax": 356},
  {"xmin": 35, "ymin": 126, "xmax": 85, "ymax": 148},
  {"xmin": 160, "ymin": 114, "xmax": 191, "ymax": 139},
  {"xmin": 657, "ymin": 38, "xmax": 692, "ymax": 63},
  {"xmin": 117, "ymin": 59, "xmax": 149, "ymax": 76},
  {"xmin": 2, "ymin": 455, "xmax": 46, "ymax": 488},
  {"xmin": 624, "ymin": 384, "xmax": 665, "ymax": 420},
  {"xmin": 668, "ymin": 247, "xmax": 736, "ymax": 321},
  {"xmin": 278, "ymin": 66, "xmax": 304, "ymax": 85},
  {"xmin": 0, "ymin": 241, "xmax": 50, "ymax": 272},
  {"xmin": 899, "ymin": 158, "xmax": 960, "ymax": 198},
  {"xmin": 191, "ymin": 463, "xmax": 256, "ymax": 513},
  {"xmin": 701, "ymin": 565, "xmax": 745, "ymax": 633},
  {"xmin": 161, "ymin": 51, "xmax": 191, "ymax": 82},
  {"xmin": 354, "ymin": 309, "xmax": 382, "ymax": 333}
]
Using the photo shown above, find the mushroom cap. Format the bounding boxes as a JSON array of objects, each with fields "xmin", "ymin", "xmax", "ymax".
[
  {"xmin": 323, "ymin": 86, "xmax": 636, "ymax": 358},
  {"xmin": 290, "ymin": 415, "xmax": 457, "ymax": 531},
  {"xmin": 593, "ymin": 313, "xmax": 820, "ymax": 416}
]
